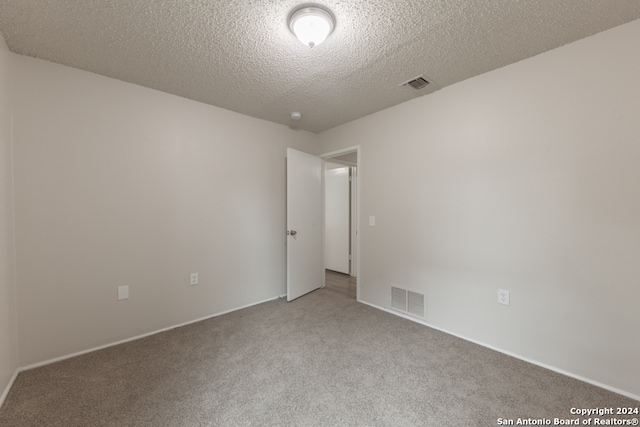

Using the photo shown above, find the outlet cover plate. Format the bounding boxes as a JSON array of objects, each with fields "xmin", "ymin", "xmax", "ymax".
[
  {"xmin": 498, "ymin": 289, "xmax": 510, "ymax": 306},
  {"xmin": 190, "ymin": 273, "xmax": 199, "ymax": 286},
  {"xmin": 118, "ymin": 285, "xmax": 129, "ymax": 301}
]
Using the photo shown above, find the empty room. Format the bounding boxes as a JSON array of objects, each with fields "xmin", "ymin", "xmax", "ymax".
[{"xmin": 1, "ymin": 1, "xmax": 639, "ymax": 426}]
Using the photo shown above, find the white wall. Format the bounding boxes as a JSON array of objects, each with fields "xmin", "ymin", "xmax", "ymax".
[
  {"xmin": 11, "ymin": 55, "xmax": 319, "ymax": 366},
  {"xmin": 0, "ymin": 34, "xmax": 17, "ymax": 402},
  {"xmin": 319, "ymin": 19, "xmax": 640, "ymax": 398}
]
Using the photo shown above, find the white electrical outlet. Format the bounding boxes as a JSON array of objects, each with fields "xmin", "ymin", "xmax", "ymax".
[
  {"xmin": 190, "ymin": 273, "xmax": 199, "ymax": 286},
  {"xmin": 369, "ymin": 215, "xmax": 376, "ymax": 226},
  {"xmin": 498, "ymin": 289, "xmax": 510, "ymax": 306},
  {"xmin": 117, "ymin": 285, "xmax": 129, "ymax": 301}
]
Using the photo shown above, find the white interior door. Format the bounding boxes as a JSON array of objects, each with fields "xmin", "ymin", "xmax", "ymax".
[
  {"xmin": 287, "ymin": 148, "xmax": 323, "ymax": 301},
  {"xmin": 324, "ymin": 166, "xmax": 350, "ymax": 274}
]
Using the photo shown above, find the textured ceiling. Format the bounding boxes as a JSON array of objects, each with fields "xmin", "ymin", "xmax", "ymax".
[{"xmin": 1, "ymin": 1, "xmax": 639, "ymax": 133}]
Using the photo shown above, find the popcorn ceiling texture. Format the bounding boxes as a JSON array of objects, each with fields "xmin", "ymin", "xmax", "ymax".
[{"xmin": 0, "ymin": 1, "xmax": 639, "ymax": 133}]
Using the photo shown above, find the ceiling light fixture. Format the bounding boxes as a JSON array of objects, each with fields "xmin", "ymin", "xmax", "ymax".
[{"xmin": 288, "ymin": 6, "xmax": 335, "ymax": 48}]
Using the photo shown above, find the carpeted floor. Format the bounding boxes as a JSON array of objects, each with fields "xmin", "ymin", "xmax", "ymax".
[{"xmin": 0, "ymin": 271, "xmax": 637, "ymax": 426}]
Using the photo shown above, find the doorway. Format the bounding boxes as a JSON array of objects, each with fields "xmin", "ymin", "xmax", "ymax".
[
  {"xmin": 321, "ymin": 146, "xmax": 360, "ymax": 300},
  {"xmin": 285, "ymin": 146, "xmax": 360, "ymax": 302}
]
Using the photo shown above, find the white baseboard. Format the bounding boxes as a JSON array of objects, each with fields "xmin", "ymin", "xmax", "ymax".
[
  {"xmin": 358, "ymin": 300, "xmax": 640, "ymax": 402},
  {"xmin": 0, "ymin": 368, "xmax": 19, "ymax": 409},
  {"xmin": 20, "ymin": 295, "xmax": 282, "ymax": 372}
]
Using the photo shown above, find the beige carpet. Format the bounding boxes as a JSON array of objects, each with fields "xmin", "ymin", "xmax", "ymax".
[{"xmin": 0, "ymin": 271, "xmax": 636, "ymax": 426}]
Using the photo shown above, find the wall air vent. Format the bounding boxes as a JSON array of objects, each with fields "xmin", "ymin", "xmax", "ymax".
[
  {"xmin": 391, "ymin": 287, "xmax": 407, "ymax": 311},
  {"xmin": 401, "ymin": 76, "xmax": 430, "ymax": 90},
  {"xmin": 407, "ymin": 291, "xmax": 425, "ymax": 317},
  {"xmin": 391, "ymin": 286, "xmax": 425, "ymax": 318}
]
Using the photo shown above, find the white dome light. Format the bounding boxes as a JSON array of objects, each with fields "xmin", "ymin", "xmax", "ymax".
[{"xmin": 289, "ymin": 6, "xmax": 335, "ymax": 48}]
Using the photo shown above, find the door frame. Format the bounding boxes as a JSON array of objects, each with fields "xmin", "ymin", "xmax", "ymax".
[{"xmin": 321, "ymin": 145, "xmax": 361, "ymax": 301}]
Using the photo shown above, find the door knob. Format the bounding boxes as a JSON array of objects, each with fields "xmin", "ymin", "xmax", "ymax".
[{"xmin": 289, "ymin": 230, "xmax": 297, "ymax": 236}]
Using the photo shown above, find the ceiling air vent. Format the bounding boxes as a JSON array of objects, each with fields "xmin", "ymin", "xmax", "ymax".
[{"xmin": 401, "ymin": 76, "xmax": 430, "ymax": 90}]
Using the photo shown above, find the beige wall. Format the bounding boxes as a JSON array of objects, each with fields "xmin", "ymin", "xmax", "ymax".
[
  {"xmin": 5, "ymin": 16, "xmax": 640, "ymax": 403},
  {"xmin": 12, "ymin": 55, "xmax": 319, "ymax": 366},
  {"xmin": 319, "ymin": 19, "xmax": 640, "ymax": 398},
  {"xmin": 0, "ymin": 35, "xmax": 17, "ymax": 401}
]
